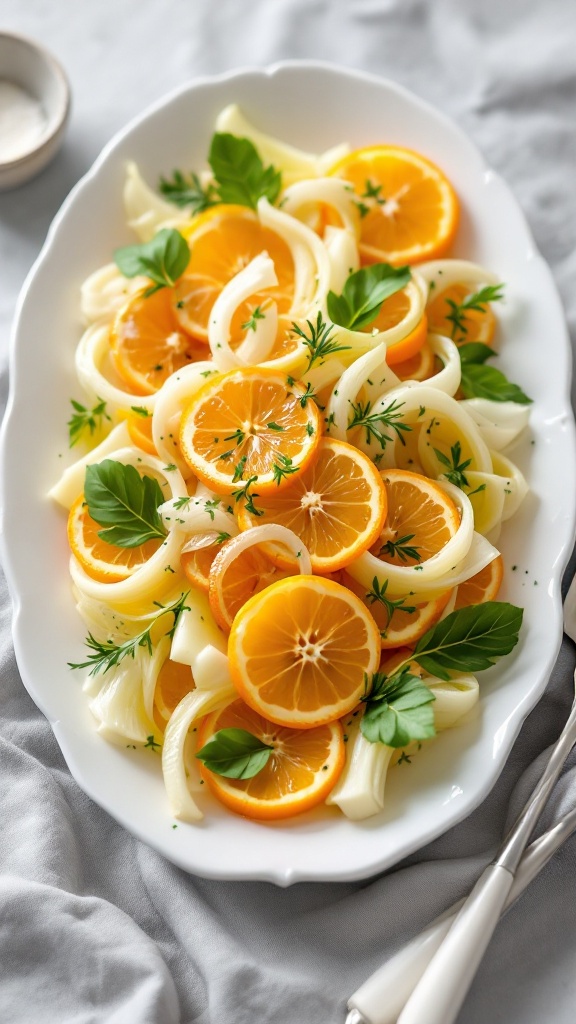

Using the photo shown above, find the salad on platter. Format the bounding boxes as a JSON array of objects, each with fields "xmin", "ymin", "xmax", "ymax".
[{"xmin": 50, "ymin": 104, "xmax": 531, "ymax": 825}]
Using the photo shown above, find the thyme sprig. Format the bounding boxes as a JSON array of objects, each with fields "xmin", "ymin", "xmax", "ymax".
[
  {"xmin": 68, "ymin": 592, "xmax": 190, "ymax": 677},
  {"xmin": 291, "ymin": 311, "xmax": 351, "ymax": 370},
  {"xmin": 68, "ymin": 398, "xmax": 110, "ymax": 447},
  {"xmin": 348, "ymin": 398, "xmax": 411, "ymax": 448},
  {"xmin": 365, "ymin": 576, "xmax": 417, "ymax": 630},
  {"xmin": 445, "ymin": 283, "xmax": 505, "ymax": 342}
]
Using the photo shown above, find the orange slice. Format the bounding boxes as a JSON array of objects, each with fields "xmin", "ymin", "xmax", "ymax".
[
  {"xmin": 110, "ymin": 287, "xmax": 208, "ymax": 395},
  {"xmin": 228, "ymin": 575, "xmax": 381, "ymax": 729},
  {"xmin": 237, "ymin": 438, "xmax": 387, "ymax": 573},
  {"xmin": 342, "ymin": 570, "xmax": 453, "ymax": 649},
  {"xmin": 373, "ymin": 468, "xmax": 461, "ymax": 566},
  {"xmin": 208, "ymin": 538, "xmax": 291, "ymax": 631},
  {"xmin": 154, "ymin": 658, "xmax": 195, "ymax": 726},
  {"xmin": 197, "ymin": 698, "xmax": 344, "ymax": 820},
  {"xmin": 126, "ymin": 409, "xmax": 157, "ymax": 455},
  {"xmin": 173, "ymin": 205, "xmax": 295, "ymax": 342},
  {"xmin": 178, "ymin": 366, "xmax": 320, "ymax": 495},
  {"xmin": 427, "ymin": 283, "xmax": 497, "ymax": 346},
  {"xmin": 329, "ymin": 145, "xmax": 459, "ymax": 265},
  {"xmin": 67, "ymin": 493, "xmax": 163, "ymax": 583},
  {"xmin": 181, "ymin": 541, "xmax": 220, "ymax": 593},
  {"xmin": 393, "ymin": 339, "xmax": 436, "ymax": 381},
  {"xmin": 454, "ymin": 554, "xmax": 504, "ymax": 610}
]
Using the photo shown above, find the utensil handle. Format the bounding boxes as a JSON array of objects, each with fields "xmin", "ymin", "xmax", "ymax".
[
  {"xmin": 396, "ymin": 863, "xmax": 513, "ymax": 1024},
  {"xmin": 347, "ymin": 910, "xmax": 459, "ymax": 1024}
]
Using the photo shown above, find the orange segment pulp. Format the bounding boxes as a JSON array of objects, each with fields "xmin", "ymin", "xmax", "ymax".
[
  {"xmin": 154, "ymin": 659, "xmax": 195, "ymax": 726},
  {"xmin": 237, "ymin": 438, "xmax": 387, "ymax": 573},
  {"xmin": 329, "ymin": 145, "xmax": 458, "ymax": 265},
  {"xmin": 427, "ymin": 283, "xmax": 498, "ymax": 346},
  {"xmin": 173, "ymin": 205, "xmax": 295, "ymax": 342},
  {"xmin": 342, "ymin": 570, "xmax": 453, "ymax": 649},
  {"xmin": 228, "ymin": 575, "xmax": 381, "ymax": 728},
  {"xmin": 178, "ymin": 366, "xmax": 320, "ymax": 494},
  {"xmin": 373, "ymin": 469, "xmax": 461, "ymax": 566},
  {"xmin": 208, "ymin": 538, "xmax": 291, "ymax": 631},
  {"xmin": 454, "ymin": 554, "xmax": 504, "ymax": 610},
  {"xmin": 67, "ymin": 493, "xmax": 163, "ymax": 583},
  {"xmin": 110, "ymin": 287, "xmax": 208, "ymax": 395},
  {"xmin": 197, "ymin": 698, "xmax": 345, "ymax": 820}
]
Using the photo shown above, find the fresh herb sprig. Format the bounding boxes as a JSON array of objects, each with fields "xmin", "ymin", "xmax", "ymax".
[
  {"xmin": 348, "ymin": 398, "xmax": 411, "ymax": 449},
  {"xmin": 365, "ymin": 576, "xmax": 417, "ymax": 630},
  {"xmin": 327, "ymin": 263, "xmax": 411, "ymax": 332},
  {"xmin": 159, "ymin": 133, "xmax": 282, "ymax": 213},
  {"xmin": 196, "ymin": 728, "xmax": 273, "ymax": 779},
  {"xmin": 158, "ymin": 170, "xmax": 219, "ymax": 212},
  {"xmin": 68, "ymin": 593, "xmax": 190, "ymax": 677},
  {"xmin": 459, "ymin": 343, "xmax": 532, "ymax": 404},
  {"xmin": 114, "ymin": 228, "xmax": 190, "ymax": 297},
  {"xmin": 445, "ymin": 283, "xmax": 505, "ymax": 342},
  {"xmin": 379, "ymin": 534, "xmax": 422, "ymax": 563},
  {"xmin": 433, "ymin": 440, "xmax": 472, "ymax": 490},
  {"xmin": 84, "ymin": 460, "xmax": 167, "ymax": 548},
  {"xmin": 68, "ymin": 398, "xmax": 110, "ymax": 447},
  {"xmin": 360, "ymin": 601, "xmax": 523, "ymax": 745},
  {"xmin": 291, "ymin": 312, "xmax": 351, "ymax": 370}
]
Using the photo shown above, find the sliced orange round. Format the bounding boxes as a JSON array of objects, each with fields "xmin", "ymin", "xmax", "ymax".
[
  {"xmin": 67, "ymin": 493, "xmax": 163, "ymax": 583},
  {"xmin": 427, "ymin": 283, "xmax": 497, "ymax": 346},
  {"xmin": 329, "ymin": 145, "xmax": 459, "ymax": 265},
  {"xmin": 208, "ymin": 538, "xmax": 291, "ymax": 631},
  {"xmin": 110, "ymin": 287, "xmax": 208, "ymax": 395},
  {"xmin": 228, "ymin": 575, "xmax": 381, "ymax": 729},
  {"xmin": 181, "ymin": 540, "xmax": 220, "ymax": 593},
  {"xmin": 178, "ymin": 366, "xmax": 320, "ymax": 494},
  {"xmin": 237, "ymin": 438, "xmax": 387, "ymax": 573},
  {"xmin": 393, "ymin": 340, "xmax": 436, "ymax": 381},
  {"xmin": 126, "ymin": 409, "xmax": 157, "ymax": 455},
  {"xmin": 154, "ymin": 658, "xmax": 195, "ymax": 726},
  {"xmin": 173, "ymin": 205, "xmax": 295, "ymax": 342},
  {"xmin": 373, "ymin": 469, "xmax": 461, "ymax": 566},
  {"xmin": 454, "ymin": 554, "xmax": 504, "ymax": 610},
  {"xmin": 197, "ymin": 698, "xmax": 344, "ymax": 820},
  {"xmin": 342, "ymin": 570, "xmax": 453, "ymax": 649},
  {"xmin": 360, "ymin": 285, "xmax": 428, "ymax": 366}
]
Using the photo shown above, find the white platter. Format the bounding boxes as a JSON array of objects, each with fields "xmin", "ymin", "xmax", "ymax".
[{"xmin": 1, "ymin": 61, "xmax": 575, "ymax": 885}]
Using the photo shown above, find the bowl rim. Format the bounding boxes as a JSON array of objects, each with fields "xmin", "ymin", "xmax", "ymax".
[{"xmin": 0, "ymin": 29, "xmax": 71, "ymax": 170}]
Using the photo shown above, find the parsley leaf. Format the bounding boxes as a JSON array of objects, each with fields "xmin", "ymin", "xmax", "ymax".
[
  {"xmin": 196, "ymin": 728, "xmax": 273, "ymax": 779},
  {"xmin": 208, "ymin": 133, "xmax": 281, "ymax": 209},
  {"xmin": 84, "ymin": 460, "xmax": 167, "ymax": 548},
  {"xmin": 361, "ymin": 668, "xmax": 436, "ymax": 747},
  {"xmin": 459, "ymin": 343, "xmax": 532, "ymax": 404},
  {"xmin": 327, "ymin": 263, "xmax": 411, "ymax": 332},
  {"xmin": 114, "ymin": 228, "xmax": 190, "ymax": 297},
  {"xmin": 412, "ymin": 601, "xmax": 524, "ymax": 681}
]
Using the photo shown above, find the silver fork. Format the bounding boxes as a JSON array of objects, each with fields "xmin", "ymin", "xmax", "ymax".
[{"xmin": 346, "ymin": 577, "xmax": 576, "ymax": 1024}]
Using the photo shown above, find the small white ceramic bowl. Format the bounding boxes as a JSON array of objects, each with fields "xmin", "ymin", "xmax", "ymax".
[{"xmin": 0, "ymin": 31, "xmax": 70, "ymax": 190}]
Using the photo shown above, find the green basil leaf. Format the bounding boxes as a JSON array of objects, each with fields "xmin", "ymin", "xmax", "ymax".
[
  {"xmin": 196, "ymin": 728, "xmax": 273, "ymax": 779},
  {"xmin": 327, "ymin": 263, "xmax": 411, "ymax": 331},
  {"xmin": 84, "ymin": 460, "xmax": 167, "ymax": 548},
  {"xmin": 413, "ymin": 601, "xmax": 523, "ymax": 680},
  {"xmin": 361, "ymin": 671, "xmax": 436, "ymax": 747},
  {"xmin": 114, "ymin": 228, "xmax": 190, "ymax": 296},
  {"xmin": 460, "ymin": 362, "xmax": 532, "ymax": 404},
  {"xmin": 208, "ymin": 133, "xmax": 282, "ymax": 209},
  {"xmin": 458, "ymin": 342, "xmax": 494, "ymax": 366}
]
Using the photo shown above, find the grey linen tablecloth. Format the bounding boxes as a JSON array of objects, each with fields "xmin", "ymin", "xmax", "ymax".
[{"xmin": 2, "ymin": 1, "xmax": 576, "ymax": 1021}]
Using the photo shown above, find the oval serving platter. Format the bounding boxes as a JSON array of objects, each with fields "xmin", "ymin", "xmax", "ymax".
[{"xmin": 1, "ymin": 61, "xmax": 575, "ymax": 885}]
